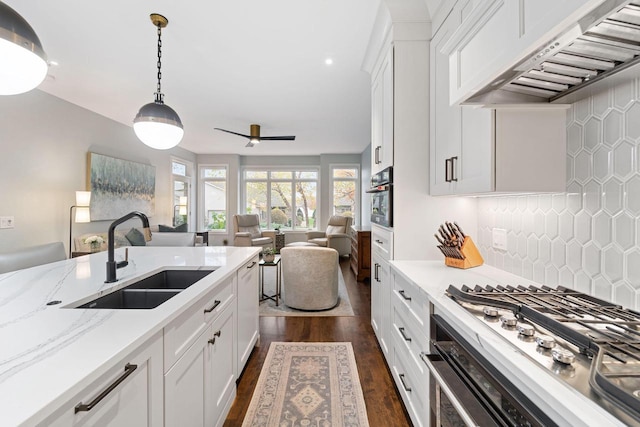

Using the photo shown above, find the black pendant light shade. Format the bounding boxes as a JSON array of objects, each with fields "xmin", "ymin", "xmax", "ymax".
[
  {"xmin": 133, "ymin": 13, "xmax": 183, "ymax": 150},
  {"xmin": 134, "ymin": 100, "xmax": 184, "ymax": 149},
  {"xmin": 0, "ymin": 1, "xmax": 48, "ymax": 95}
]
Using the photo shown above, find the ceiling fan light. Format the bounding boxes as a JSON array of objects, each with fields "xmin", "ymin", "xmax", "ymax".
[
  {"xmin": 250, "ymin": 137, "xmax": 260, "ymax": 145},
  {"xmin": 134, "ymin": 101, "xmax": 184, "ymax": 149},
  {"xmin": 0, "ymin": 2, "xmax": 48, "ymax": 95}
]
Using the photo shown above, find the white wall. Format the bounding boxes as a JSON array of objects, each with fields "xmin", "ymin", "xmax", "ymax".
[
  {"xmin": 0, "ymin": 90, "xmax": 196, "ymax": 254},
  {"xmin": 477, "ymin": 78, "xmax": 640, "ymax": 310}
]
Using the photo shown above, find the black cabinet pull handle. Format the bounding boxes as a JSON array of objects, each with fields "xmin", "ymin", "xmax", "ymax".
[
  {"xmin": 75, "ymin": 363, "xmax": 137, "ymax": 413},
  {"xmin": 247, "ymin": 261, "xmax": 257, "ymax": 269},
  {"xmin": 398, "ymin": 290, "xmax": 411, "ymax": 301},
  {"xmin": 451, "ymin": 156, "xmax": 458, "ymax": 182},
  {"xmin": 399, "ymin": 327, "xmax": 411, "ymax": 342},
  {"xmin": 208, "ymin": 330, "xmax": 222, "ymax": 345},
  {"xmin": 204, "ymin": 300, "xmax": 221, "ymax": 313},
  {"xmin": 375, "ymin": 239, "xmax": 383, "ymax": 244},
  {"xmin": 374, "ymin": 263, "xmax": 380, "ymax": 282},
  {"xmin": 445, "ymin": 158, "xmax": 452, "ymax": 182},
  {"xmin": 399, "ymin": 373, "xmax": 412, "ymax": 392}
]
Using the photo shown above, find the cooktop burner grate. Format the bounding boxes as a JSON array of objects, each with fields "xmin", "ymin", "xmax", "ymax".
[{"xmin": 447, "ymin": 284, "xmax": 640, "ymax": 421}]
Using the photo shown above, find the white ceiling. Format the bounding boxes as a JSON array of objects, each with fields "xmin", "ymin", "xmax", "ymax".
[{"xmin": 6, "ymin": 0, "xmax": 382, "ymax": 156}]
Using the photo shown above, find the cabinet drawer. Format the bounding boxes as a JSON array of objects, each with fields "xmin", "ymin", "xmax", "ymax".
[
  {"xmin": 372, "ymin": 227, "xmax": 393, "ymax": 261},
  {"xmin": 391, "ymin": 339, "xmax": 429, "ymax": 427},
  {"xmin": 392, "ymin": 302, "xmax": 430, "ymax": 378},
  {"xmin": 164, "ymin": 275, "xmax": 236, "ymax": 372},
  {"xmin": 392, "ymin": 273, "xmax": 428, "ymax": 331}
]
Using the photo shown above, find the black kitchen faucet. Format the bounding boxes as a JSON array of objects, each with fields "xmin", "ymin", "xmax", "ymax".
[{"xmin": 105, "ymin": 211, "xmax": 151, "ymax": 283}]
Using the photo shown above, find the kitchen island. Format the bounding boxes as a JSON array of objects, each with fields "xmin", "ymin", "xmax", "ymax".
[{"xmin": 0, "ymin": 245, "xmax": 260, "ymax": 426}]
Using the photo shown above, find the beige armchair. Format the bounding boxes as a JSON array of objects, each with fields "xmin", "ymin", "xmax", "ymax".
[
  {"xmin": 281, "ymin": 246, "xmax": 339, "ymax": 310},
  {"xmin": 232, "ymin": 214, "xmax": 274, "ymax": 249},
  {"xmin": 306, "ymin": 215, "xmax": 353, "ymax": 256}
]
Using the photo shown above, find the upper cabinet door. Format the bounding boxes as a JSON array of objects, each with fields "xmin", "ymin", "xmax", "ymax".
[
  {"xmin": 430, "ymin": 7, "xmax": 461, "ymax": 195},
  {"xmin": 372, "ymin": 47, "xmax": 394, "ymax": 173}
]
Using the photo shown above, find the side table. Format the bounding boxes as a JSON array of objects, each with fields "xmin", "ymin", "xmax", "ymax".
[
  {"xmin": 195, "ymin": 231, "xmax": 209, "ymax": 246},
  {"xmin": 259, "ymin": 255, "xmax": 281, "ymax": 305}
]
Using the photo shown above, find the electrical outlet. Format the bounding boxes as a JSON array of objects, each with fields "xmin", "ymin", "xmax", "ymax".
[
  {"xmin": 492, "ymin": 228, "xmax": 507, "ymax": 250},
  {"xmin": 0, "ymin": 216, "xmax": 15, "ymax": 229}
]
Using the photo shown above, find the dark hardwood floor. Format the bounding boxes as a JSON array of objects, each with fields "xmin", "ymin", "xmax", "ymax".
[{"xmin": 224, "ymin": 258, "xmax": 412, "ymax": 426}]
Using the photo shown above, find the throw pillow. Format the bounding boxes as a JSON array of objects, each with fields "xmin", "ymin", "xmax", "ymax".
[
  {"xmin": 125, "ymin": 228, "xmax": 147, "ymax": 246},
  {"xmin": 159, "ymin": 223, "xmax": 188, "ymax": 232}
]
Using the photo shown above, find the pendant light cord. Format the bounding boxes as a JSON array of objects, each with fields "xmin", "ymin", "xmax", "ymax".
[{"xmin": 155, "ymin": 25, "xmax": 164, "ymax": 104}]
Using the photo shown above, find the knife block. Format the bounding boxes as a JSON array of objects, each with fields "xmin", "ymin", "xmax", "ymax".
[{"xmin": 444, "ymin": 236, "xmax": 484, "ymax": 269}]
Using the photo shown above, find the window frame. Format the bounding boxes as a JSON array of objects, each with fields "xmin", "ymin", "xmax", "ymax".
[
  {"xmin": 171, "ymin": 158, "xmax": 194, "ymax": 229},
  {"xmin": 330, "ymin": 164, "xmax": 360, "ymax": 225},
  {"xmin": 241, "ymin": 166, "xmax": 320, "ymax": 231},
  {"xmin": 199, "ymin": 164, "xmax": 229, "ymax": 233}
]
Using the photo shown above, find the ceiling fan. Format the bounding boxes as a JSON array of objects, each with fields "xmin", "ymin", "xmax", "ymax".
[{"xmin": 214, "ymin": 124, "xmax": 296, "ymax": 147}]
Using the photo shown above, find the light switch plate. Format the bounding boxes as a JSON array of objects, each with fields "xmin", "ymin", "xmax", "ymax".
[
  {"xmin": 492, "ymin": 228, "xmax": 507, "ymax": 250},
  {"xmin": 0, "ymin": 216, "xmax": 15, "ymax": 229}
]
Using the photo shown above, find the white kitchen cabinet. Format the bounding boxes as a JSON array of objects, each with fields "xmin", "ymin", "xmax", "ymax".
[
  {"xmin": 371, "ymin": 226, "xmax": 393, "ymax": 362},
  {"xmin": 371, "ymin": 46, "xmax": 393, "ymax": 173},
  {"xmin": 205, "ymin": 304, "xmax": 237, "ymax": 427},
  {"xmin": 236, "ymin": 256, "xmax": 259, "ymax": 377},
  {"xmin": 42, "ymin": 332, "xmax": 163, "ymax": 427},
  {"xmin": 444, "ymin": 0, "xmax": 602, "ymax": 105},
  {"xmin": 165, "ymin": 304, "xmax": 236, "ymax": 427},
  {"xmin": 431, "ymin": 2, "xmax": 567, "ymax": 195},
  {"xmin": 390, "ymin": 269, "xmax": 431, "ymax": 427}
]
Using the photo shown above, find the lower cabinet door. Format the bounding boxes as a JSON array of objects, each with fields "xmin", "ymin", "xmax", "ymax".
[
  {"xmin": 164, "ymin": 327, "xmax": 210, "ymax": 427},
  {"xmin": 236, "ymin": 256, "xmax": 259, "ymax": 377},
  {"xmin": 44, "ymin": 333, "xmax": 163, "ymax": 427},
  {"xmin": 206, "ymin": 305, "xmax": 237, "ymax": 427}
]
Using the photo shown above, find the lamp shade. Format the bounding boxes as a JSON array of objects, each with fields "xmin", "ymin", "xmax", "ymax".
[
  {"xmin": 74, "ymin": 206, "xmax": 91, "ymax": 223},
  {"xmin": 75, "ymin": 191, "xmax": 91, "ymax": 207},
  {"xmin": 0, "ymin": 2, "xmax": 48, "ymax": 95},
  {"xmin": 133, "ymin": 102, "xmax": 184, "ymax": 150}
]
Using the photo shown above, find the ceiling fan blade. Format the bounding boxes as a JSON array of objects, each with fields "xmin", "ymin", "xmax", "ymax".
[
  {"xmin": 214, "ymin": 128, "xmax": 250, "ymax": 139},
  {"xmin": 245, "ymin": 141, "xmax": 255, "ymax": 148},
  {"xmin": 259, "ymin": 136, "xmax": 296, "ymax": 141}
]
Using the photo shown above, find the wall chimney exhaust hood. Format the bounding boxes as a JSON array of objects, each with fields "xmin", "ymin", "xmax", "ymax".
[{"xmin": 465, "ymin": 0, "xmax": 640, "ymax": 105}]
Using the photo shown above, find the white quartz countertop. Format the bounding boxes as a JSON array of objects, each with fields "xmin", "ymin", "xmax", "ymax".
[
  {"xmin": 0, "ymin": 246, "xmax": 260, "ymax": 426},
  {"xmin": 389, "ymin": 260, "xmax": 629, "ymax": 427}
]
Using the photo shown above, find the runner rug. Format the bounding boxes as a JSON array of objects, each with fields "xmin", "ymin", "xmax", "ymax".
[{"xmin": 242, "ymin": 342, "xmax": 370, "ymax": 427}]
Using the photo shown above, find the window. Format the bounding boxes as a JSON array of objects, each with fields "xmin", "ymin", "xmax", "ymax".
[
  {"xmin": 201, "ymin": 166, "xmax": 227, "ymax": 231},
  {"xmin": 172, "ymin": 159, "xmax": 193, "ymax": 228},
  {"xmin": 331, "ymin": 165, "xmax": 359, "ymax": 224},
  {"xmin": 243, "ymin": 168, "xmax": 318, "ymax": 230}
]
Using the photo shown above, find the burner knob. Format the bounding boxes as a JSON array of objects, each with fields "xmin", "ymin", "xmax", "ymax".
[
  {"xmin": 517, "ymin": 324, "xmax": 535, "ymax": 337},
  {"xmin": 535, "ymin": 335, "xmax": 556, "ymax": 349},
  {"xmin": 552, "ymin": 348, "xmax": 576, "ymax": 365},
  {"xmin": 500, "ymin": 314, "xmax": 518, "ymax": 327},
  {"xmin": 483, "ymin": 306, "xmax": 499, "ymax": 317}
]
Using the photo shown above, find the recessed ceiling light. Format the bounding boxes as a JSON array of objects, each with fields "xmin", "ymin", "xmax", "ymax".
[{"xmin": 325, "ymin": 58, "xmax": 333, "ymax": 65}]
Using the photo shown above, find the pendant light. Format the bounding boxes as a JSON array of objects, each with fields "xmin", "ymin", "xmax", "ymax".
[
  {"xmin": 0, "ymin": 2, "xmax": 48, "ymax": 95},
  {"xmin": 134, "ymin": 13, "xmax": 183, "ymax": 150}
]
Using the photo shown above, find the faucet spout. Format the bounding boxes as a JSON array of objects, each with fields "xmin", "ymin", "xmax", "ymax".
[{"xmin": 105, "ymin": 211, "xmax": 151, "ymax": 283}]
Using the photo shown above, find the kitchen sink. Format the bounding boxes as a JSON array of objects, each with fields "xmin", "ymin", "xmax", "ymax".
[
  {"xmin": 125, "ymin": 269, "xmax": 216, "ymax": 290},
  {"xmin": 76, "ymin": 289, "xmax": 181, "ymax": 309},
  {"xmin": 74, "ymin": 269, "xmax": 216, "ymax": 309}
]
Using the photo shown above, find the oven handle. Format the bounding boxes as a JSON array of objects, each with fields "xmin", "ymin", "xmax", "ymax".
[{"xmin": 420, "ymin": 352, "xmax": 482, "ymax": 427}]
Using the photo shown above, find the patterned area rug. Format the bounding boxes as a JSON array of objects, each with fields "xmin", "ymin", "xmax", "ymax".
[
  {"xmin": 242, "ymin": 342, "xmax": 369, "ymax": 427},
  {"xmin": 259, "ymin": 269, "xmax": 355, "ymax": 317}
]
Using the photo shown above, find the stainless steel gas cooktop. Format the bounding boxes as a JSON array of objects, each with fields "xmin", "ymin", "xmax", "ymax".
[{"xmin": 447, "ymin": 284, "xmax": 640, "ymax": 426}]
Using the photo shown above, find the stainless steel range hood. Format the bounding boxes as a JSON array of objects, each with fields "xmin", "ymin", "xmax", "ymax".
[{"xmin": 467, "ymin": 0, "xmax": 640, "ymax": 105}]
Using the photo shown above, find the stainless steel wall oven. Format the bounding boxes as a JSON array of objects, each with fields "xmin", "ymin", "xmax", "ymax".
[{"xmin": 367, "ymin": 166, "xmax": 393, "ymax": 228}]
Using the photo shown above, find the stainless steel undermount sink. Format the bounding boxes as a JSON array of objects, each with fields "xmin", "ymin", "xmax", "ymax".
[{"xmin": 75, "ymin": 269, "xmax": 216, "ymax": 309}]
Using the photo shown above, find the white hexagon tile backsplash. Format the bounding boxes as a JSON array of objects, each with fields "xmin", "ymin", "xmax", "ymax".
[{"xmin": 476, "ymin": 78, "xmax": 640, "ymax": 311}]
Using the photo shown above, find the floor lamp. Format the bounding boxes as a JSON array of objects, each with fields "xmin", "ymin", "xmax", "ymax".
[{"xmin": 69, "ymin": 191, "xmax": 91, "ymax": 258}]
